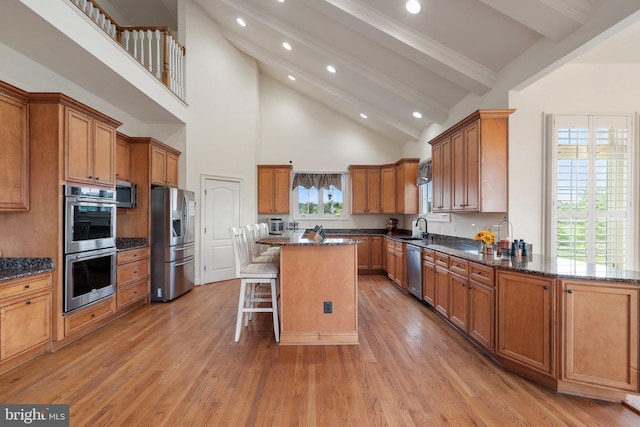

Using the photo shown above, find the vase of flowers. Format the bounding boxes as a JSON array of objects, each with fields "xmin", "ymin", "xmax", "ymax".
[{"xmin": 473, "ymin": 230, "xmax": 496, "ymax": 254}]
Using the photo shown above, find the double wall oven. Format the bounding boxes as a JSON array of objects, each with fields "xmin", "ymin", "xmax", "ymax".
[{"xmin": 63, "ymin": 186, "xmax": 118, "ymax": 313}]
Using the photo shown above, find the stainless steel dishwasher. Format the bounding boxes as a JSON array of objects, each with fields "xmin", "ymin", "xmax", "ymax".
[{"xmin": 406, "ymin": 244, "xmax": 422, "ymax": 299}]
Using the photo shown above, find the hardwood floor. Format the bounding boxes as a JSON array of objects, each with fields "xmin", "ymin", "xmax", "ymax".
[{"xmin": 1, "ymin": 275, "xmax": 639, "ymax": 426}]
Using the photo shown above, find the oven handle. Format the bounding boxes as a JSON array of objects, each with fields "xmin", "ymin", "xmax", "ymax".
[{"xmin": 69, "ymin": 197, "xmax": 118, "ymax": 205}]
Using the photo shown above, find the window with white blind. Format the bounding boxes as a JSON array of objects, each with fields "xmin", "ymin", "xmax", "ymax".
[{"xmin": 549, "ymin": 114, "xmax": 633, "ymax": 269}]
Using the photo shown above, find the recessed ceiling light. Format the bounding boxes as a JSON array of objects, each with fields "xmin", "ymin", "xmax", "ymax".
[
  {"xmin": 413, "ymin": 111, "xmax": 423, "ymax": 119},
  {"xmin": 360, "ymin": 113, "xmax": 368, "ymax": 119},
  {"xmin": 277, "ymin": 0, "xmax": 285, "ymax": 3},
  {"xmin": 288, "ymin": 75, "xmax": 296, "ymax": 81},
  {"xmin": 326, "ymin": 65, "xmax": 337, "ymax": 74},
  {"xmin": 236, "ymin": 17, "xmax": 246, "ymax": 27},
  {"xmin": 406, "ymin": 0, "xmax": 421, "ymax": 14},
  {"xmin": 282, "ymin": 42, "xmax": 292, "ymax": 51}
]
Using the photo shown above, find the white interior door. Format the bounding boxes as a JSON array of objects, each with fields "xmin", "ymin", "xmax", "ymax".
[{"xmin": 201, "ymin": 177, "xmax": 241, "ymax": 284}]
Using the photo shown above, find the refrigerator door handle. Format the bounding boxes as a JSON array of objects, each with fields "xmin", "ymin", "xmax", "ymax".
[
  {"xmin": 174, "ymin": 244, "xmax": 194, "ymax": 251},
  {"xmin": 174, "ymin": 257, "xmax": 195, "ymax": 268}
]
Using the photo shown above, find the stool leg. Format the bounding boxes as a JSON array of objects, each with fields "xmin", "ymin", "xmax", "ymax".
[
  {"xmin": 271, "ymin": 279, "xmax": 280, "ymax": 342},
  {"xmin": 235, "ymin": 280, "xmax": 248, "ymax": 342}
]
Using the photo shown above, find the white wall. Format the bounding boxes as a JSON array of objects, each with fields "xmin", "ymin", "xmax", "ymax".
[
  {"xmin": 509, "ymin": 62, "xmax": 640, "ymax": 262},
  {"xmin": 181, "ymin": 1, "xmax": 261, "ymax": 283},
  {"xmin": 258, "ymin": 74, "xmax": 408, "ymax": 230}
]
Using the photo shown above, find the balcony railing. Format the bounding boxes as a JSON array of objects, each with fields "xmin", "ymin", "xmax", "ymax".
[{"xmin": 70, "ymin": 0, "xmax": 186, "ymax": 101}]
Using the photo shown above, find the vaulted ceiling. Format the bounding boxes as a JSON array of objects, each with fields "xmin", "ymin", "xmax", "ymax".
[
  {"xmin": 194, "ymin": 0, "xmax": 606, "ymax": 141},
  {"xmin": 92, "ymin": 0, "xmax": 640, "ymax": 140}
]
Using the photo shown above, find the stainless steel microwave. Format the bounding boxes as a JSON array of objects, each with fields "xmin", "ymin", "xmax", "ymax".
[{"xmin": 116, "ymin": 180, "xmax": 138, "ymax": 208}]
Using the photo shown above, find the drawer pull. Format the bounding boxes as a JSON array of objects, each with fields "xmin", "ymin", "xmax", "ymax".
[
  {"xmin": 91, "ymin": 314, "xmax": 96, "ymax": 318},
  {"xmin": 24, "ymin": 284, "xmax": 30, "ymax": 289},
  {"xmin": 133, "ymin": 271, "xmax": 138, "ymax": 274},
  {"xmin": 26, "ymin": 300, "xmax": 31, "ymax": 305},
  {"xmin": 567, "ymin": 289, "xmax": 574, "ymax": 294}
]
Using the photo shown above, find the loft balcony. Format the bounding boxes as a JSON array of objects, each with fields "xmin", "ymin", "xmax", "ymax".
[
  {"xmin": 0, "ymin": 0, "xmax": 188, "ymax": 125},
  {"xmin": 70, "ymin": 0, "xmax": 185, "ymax": 101}
]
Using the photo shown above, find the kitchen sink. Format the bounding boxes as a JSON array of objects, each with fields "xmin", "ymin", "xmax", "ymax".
[{"xmin": 399, "ymin": 237, "xmax": 424, "ymax": 241}]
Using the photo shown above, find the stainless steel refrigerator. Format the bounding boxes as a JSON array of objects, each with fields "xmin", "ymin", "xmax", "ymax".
[{"xmin": 150, "ymin": 187, "xmax": 196, "ymax": 302}]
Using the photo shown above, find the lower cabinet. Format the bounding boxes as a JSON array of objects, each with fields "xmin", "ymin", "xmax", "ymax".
[
  {"xmin": 64, "ymin": 296, "xmax": 116, "ymax": 336},
  {"xmin": 422, "ymin": 249, "xmax": 436, "ymax": 306},
  {"xmin": 434, "ymin": 253, "xmax": 449, "ymax": 317},
  {"xmin": 384, "ymin": 238, "xmax": 406, "ymax": 290},
  {"xmin": 561, "ymin": 279, "xmax": 639, "ymax": 392},
  {"xmin": 0, "ymin": 273, "xmax": 52, "ymax": 361},
  {"xmin": 116, "ymin": 247, "xmax": 150, "ymax": 311},
  {"xmin": 497, "ymin": 270, "xmax": 555, "ymax": 376}
]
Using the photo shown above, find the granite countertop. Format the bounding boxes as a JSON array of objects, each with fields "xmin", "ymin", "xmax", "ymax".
[
  {"xmin": 258, "ymin": 231, "xmax": 364, "ymax": 246},
  {"xmin": 116, "ymin": 237, "xmax": 149, "ymax": 251},
  {"xmin": 0, "ymin": 258, "xmax": 55, "ymax": 282},
  {"xmin": 318, "ymin": 228, "xmax": 640, "ymax": 284}
]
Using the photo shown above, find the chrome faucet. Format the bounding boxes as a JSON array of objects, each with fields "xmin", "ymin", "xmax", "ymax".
[{"xmin": 416, "ymin": 216, "xmax": 429, "ymax": 239}]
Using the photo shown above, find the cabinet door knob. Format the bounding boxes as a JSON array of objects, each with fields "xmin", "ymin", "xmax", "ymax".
[
  {"xmin": 544, "ymin": 286, "xmax": 549, "ymax": 290},
  {"xmin": 24, "ymin": 284, "xmax": 30, "ymax": 289},
  {"xmin": 567, "ymin": 289, "xmax": 574, "ymax": 294},
  {"xmin": 26, "ymin": 300, "xmax": 31, "ymax": 305}
]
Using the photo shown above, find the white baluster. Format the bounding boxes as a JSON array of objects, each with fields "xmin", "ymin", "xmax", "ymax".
[
  {"xmin": 140, "ymin": 31, "xmax": 146, "ymax": 63},
  {"xmin": 146, "ymin": 30, "xmax": 153, "ymax": 72},
  {"xmin": 178, "ymin": 48, "xmax": 184, "ymax": 99},
  {"xmin": 123, "ymin": 31, "xmax": 130, "ymax": 52},
  {"xmin": 132, "ymin": 31, "xmax": 139, "ymax": 60},
  {"xmin": 86, "ymin": 3, "xmax": 93, "ymax": 15},
  {"xmin": 155, "ymin": 30, "xmax": 162, "ymax": 79},
  {"xmin": 171, "ymin": 38, "xmax": 177, "ymax": 93}
]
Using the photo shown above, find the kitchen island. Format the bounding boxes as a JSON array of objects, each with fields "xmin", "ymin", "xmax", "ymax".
[{"xmin": 258, "ymin": 233, "xmax": 362, "ymax": 345}]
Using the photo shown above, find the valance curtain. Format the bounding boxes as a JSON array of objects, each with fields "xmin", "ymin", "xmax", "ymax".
[
  {"xmin": 417, "ymin": 160, "xmax": 432, "ymax": 185},
  {"xmin": 292, "ymin": 173, "xmax": 343, "ymax": 191}
]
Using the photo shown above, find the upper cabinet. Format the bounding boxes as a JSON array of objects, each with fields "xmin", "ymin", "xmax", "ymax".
[
  {"xmin": 349, "ymin": 166, "xmax": 380, "ymax": 214},
  {"xmin": 431, "ymin": 137, "xmax": 451, "ymax": 213},
  {"xmin": 258, "ymin": 165, "xmax": 292, "ymax": 214},
  {"xmin": 151, "ymin": 144, "xmax": 179, "ymax": 188},
  {"xmin": 65, "ymin": 107, "xmax": 118, "ymax": 188},
  {"xmin": 350, "ymin": 159, "xmax": 418, "ymax": 215},
  {"xmin": 0, "ymin": 82, "xmax": 29, "ymax": 211},
  {"xmin": 115, "ymin": 133, "xmax": 131, "ymax": 182},
  {"xmin": 395, "ymin": 159, "xmax": 419, "ymax": 214},
  {"xmin": 429, "ymin": 110, "xmax": 514, "ymax": 213}
]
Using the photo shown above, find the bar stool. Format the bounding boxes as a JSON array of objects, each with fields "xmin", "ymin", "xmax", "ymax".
[
  {"xmin": 243, "ymin": 224, "xmax": 279, "ymax": 263},
  {"xmin": 229, "ymin": 227, "xmax": 280, "ymax": 342}
]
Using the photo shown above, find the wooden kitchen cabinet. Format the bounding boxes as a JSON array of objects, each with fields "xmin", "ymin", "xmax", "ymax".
[
  {"xmin": 0, "ymin": 82, "xmax": 29, "ymax": 211},
  {"xmin": 380, "ymin": 165, "xmax": 396, "ymax": 213},
  {"xmin": 422, "ymin": 249, "xmax": 436, "ymax": 306},
  {"xmin": 434, "ymin": 253, "xmax": 450, "ymax": 317},
  {"xmin": 151, "ymin": 144, "xmax": 179, "ymax": 187},
  {"xmin": 431, "ymin": 138, "xmax": 451, "ymax": 213},
  {"xmin": 429, "ymin": 110, "xmax": 514, "ymax": 213},
  {"xmin": 350, "ymin": 166, "xmax": 380, "ymax": 214},
  {"xmin": 395, "ymin": 159, "xmax": 419, "ymax": 214},
  {"xmin": 335, "ymin": 235, "xmax": 381, "ymax": 273},
  {"xmin": 497, "ymin": 270, "xmax": 555, "ymax": 376},
  {"xmin": 449, "ymin": 256, "xmax": 469, "ymax": 331},
  {"xmin": 258, "ymin": 165, "xmax": 291, "ymax": 214},
  {"xmin": 115, "ymin": 134, "xmax": 131, "ymax": 182},
  {"xmin": 117, "ymin": 247, "xmax": 150, "ymax": 312},
  {"xmin": 65, "ymin": 107, "xmax": 116, "ymax": 188},
  {"xmin": 561, "ymin": 279, "xmax": 638, "ymax": 392},
  {"xmin": 0, "ymin": 273, "xmax": 52, "ymax": 362},
  {"xmin": 468, "ymin": 262, "xmax": 495, "ymax": 352},
  {"xmin": 64, "ymin": 296, "xmax": 116, "ymax": 337},
  {"xmin": 385, "ymin": 239, "xmax": 405, "ymax": 289},
  {"xmin": 393, "ymin": 242, "xmax": 406, "ymax": 290}
]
